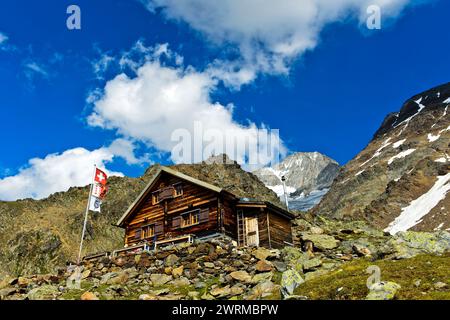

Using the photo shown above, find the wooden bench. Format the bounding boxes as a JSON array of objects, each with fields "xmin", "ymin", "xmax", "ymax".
[
  {"xmin": 111, "ymin": 235, "xmax": 194, "ymax": 257},
  {"xmin": 111, "ymin": 243, "xmax": 153, "ymax": 257},
  {"xmin": 154, "ymin": 234, "xmax": 194, "ymax": 249},
  {"xmin": 83, "ymin": 251, "xmax": 110, "ymax": 261}
]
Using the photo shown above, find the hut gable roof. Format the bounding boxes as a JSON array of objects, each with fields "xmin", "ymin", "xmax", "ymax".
[{"xmin": 116, "ymin": 166, "xmax": 224, "ymax": 227}]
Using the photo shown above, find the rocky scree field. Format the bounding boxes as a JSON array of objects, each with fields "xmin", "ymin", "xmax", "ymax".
[{"xmin": 0, "ymin": 217, "xmax": 449, "ymax": 300}]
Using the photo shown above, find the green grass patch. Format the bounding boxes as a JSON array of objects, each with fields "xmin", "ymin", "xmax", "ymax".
[{"xmin": 294, "ymin": 253, "xmax": 450, "ymax": 300}]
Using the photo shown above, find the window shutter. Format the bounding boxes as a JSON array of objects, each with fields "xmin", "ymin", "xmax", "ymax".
[
  {"xmin": 155, "ymin": 221, "xmax": 164, "ymax": 235},
  {"xmin": 172, "ymin": 216, "xmax": 181, "ymax": 229},
  {"xmin": 134, "ymin": 229, "xmax": 141, "ymax": 240},
  {"xmin": 199, "ymin": 208, "xmax": 209, "ymax": 223}
]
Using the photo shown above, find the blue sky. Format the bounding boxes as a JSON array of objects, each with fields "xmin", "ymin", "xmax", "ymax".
[{"xmin": 0, "ymin": 0, "xmax": 448, "ymax": 200}]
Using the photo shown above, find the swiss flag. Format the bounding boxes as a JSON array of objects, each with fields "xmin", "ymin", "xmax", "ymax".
[{"xmin": 94, "ymin": 168, "xmax": 108, "ymax": 185}]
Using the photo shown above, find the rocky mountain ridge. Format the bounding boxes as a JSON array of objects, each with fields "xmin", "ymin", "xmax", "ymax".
[
  {"xmin": 253, "ymin": 152, "xmax": 340, "ymax": 211},
  {"xmin": 314, "ymin": 82, "xmax": 450, "ymax": 234}
]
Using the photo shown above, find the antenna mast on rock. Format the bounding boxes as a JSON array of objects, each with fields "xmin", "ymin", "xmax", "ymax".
[{"xmin": 281, "ymin": 175, "xmax": 289, "ymax": 210}]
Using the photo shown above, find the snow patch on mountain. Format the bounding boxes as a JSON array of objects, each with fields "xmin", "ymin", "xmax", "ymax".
[
  {"xmin": 435, "ymin": 153, "xmax": 450, "ymax": 163},
  {"xmin": 427, "ymin": 133, "xmax": 440, "ymax": 142},
  {"xmin": 394, "ymin": 97, "xmax": 427, "ymax": 136},
  {"xmin": 355, "ymin": 170, "xmax": 365, "ymax": 177},
  {"xmin": 387, "ymin": 149, "xmax": 416, "ymax": 165},
  {"xmin": 385, "ymin": 173, "xmax": 450, "ymax": 234},
  {"xmin": 360, "ymin": 138, "xmax": 392, "ymax": 167},
  {"xmin": 393, "ymin": 139, "xmax": 406, "ymax": 148}
]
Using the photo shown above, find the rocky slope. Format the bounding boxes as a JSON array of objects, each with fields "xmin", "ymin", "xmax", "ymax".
[
  {"xmin": 253, "ymin": 152, "xmax": 340, "ymax": 211},
  {"xmin": 314, "ymin": 82, "xmax": 450, "ymax": 234},
  {"xmin": 1, "ymin": 154, "xmax": 449, "ymax": 300},
  {"xmin": 0, "ymin": 176, "xmax": 146, "ymax": 278},
  {"xmin": 1, "ymin": 219, "xmax": 449, "ymax": 300},
  {"xmin": 0, "ymin": 160, "xmax": 280, "ymax": 277}
]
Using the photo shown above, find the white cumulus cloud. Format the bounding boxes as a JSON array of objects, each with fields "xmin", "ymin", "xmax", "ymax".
[
  {"xmin": 0, "ymin": 139, "xmax": 146, "ymax": 201},
  {"xmin": 143, "ymin": 0, "xmax": 425, "ymax": 80},
  {"xmin": 87, "ymin": 43, "xmax": 285, "ymax": 168}
]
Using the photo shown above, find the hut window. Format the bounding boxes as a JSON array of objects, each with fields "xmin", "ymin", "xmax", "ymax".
[
  {"xmin": 181, "ymin": 210, "xmax": 200, "ymax": 227},
  {"xmin": 174, "ymin": 183, "xmax": 183, "ymax": 197},
  {"xmin": 142, "ymin": 225, "xmax": 155, "ymax": 238},
  {"xmin": 152, "ymin": 192, "xmax": 160, "ymax": 205},
  {"xmin": 192, "ymin": 211, "xmax": 199, "ymax": 224}
]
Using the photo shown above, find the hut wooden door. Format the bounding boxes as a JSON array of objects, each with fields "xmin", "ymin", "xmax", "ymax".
[{"xmin": 245, "ymin": 216, "xmax": 259, "ymax": 246}]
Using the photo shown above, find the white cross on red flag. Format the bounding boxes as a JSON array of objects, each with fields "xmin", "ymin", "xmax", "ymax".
[
  {"xmin": 94, "ymin": 168, "xmax": 107, "ymax": 185},
  {"xmin": 89, "ymin": 168, "xmax": 108, "ymax": 212}
]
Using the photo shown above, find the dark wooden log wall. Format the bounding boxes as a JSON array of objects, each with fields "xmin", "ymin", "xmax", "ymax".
[
  {"xmin": 221, "ymin": 194, "xmax": 238, "ymax": 240},
  {"xmin": 267, "ymin": 212, "xmax": 293, "ymax": 248},
  {"xmin": 258, "ymin": 210, "xmax": 271, "ymax": 248}
]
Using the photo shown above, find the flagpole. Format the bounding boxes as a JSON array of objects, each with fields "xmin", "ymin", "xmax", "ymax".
[{"xmin": 77, "ymin": 164, "xmax": 96, "ymax": 265}]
